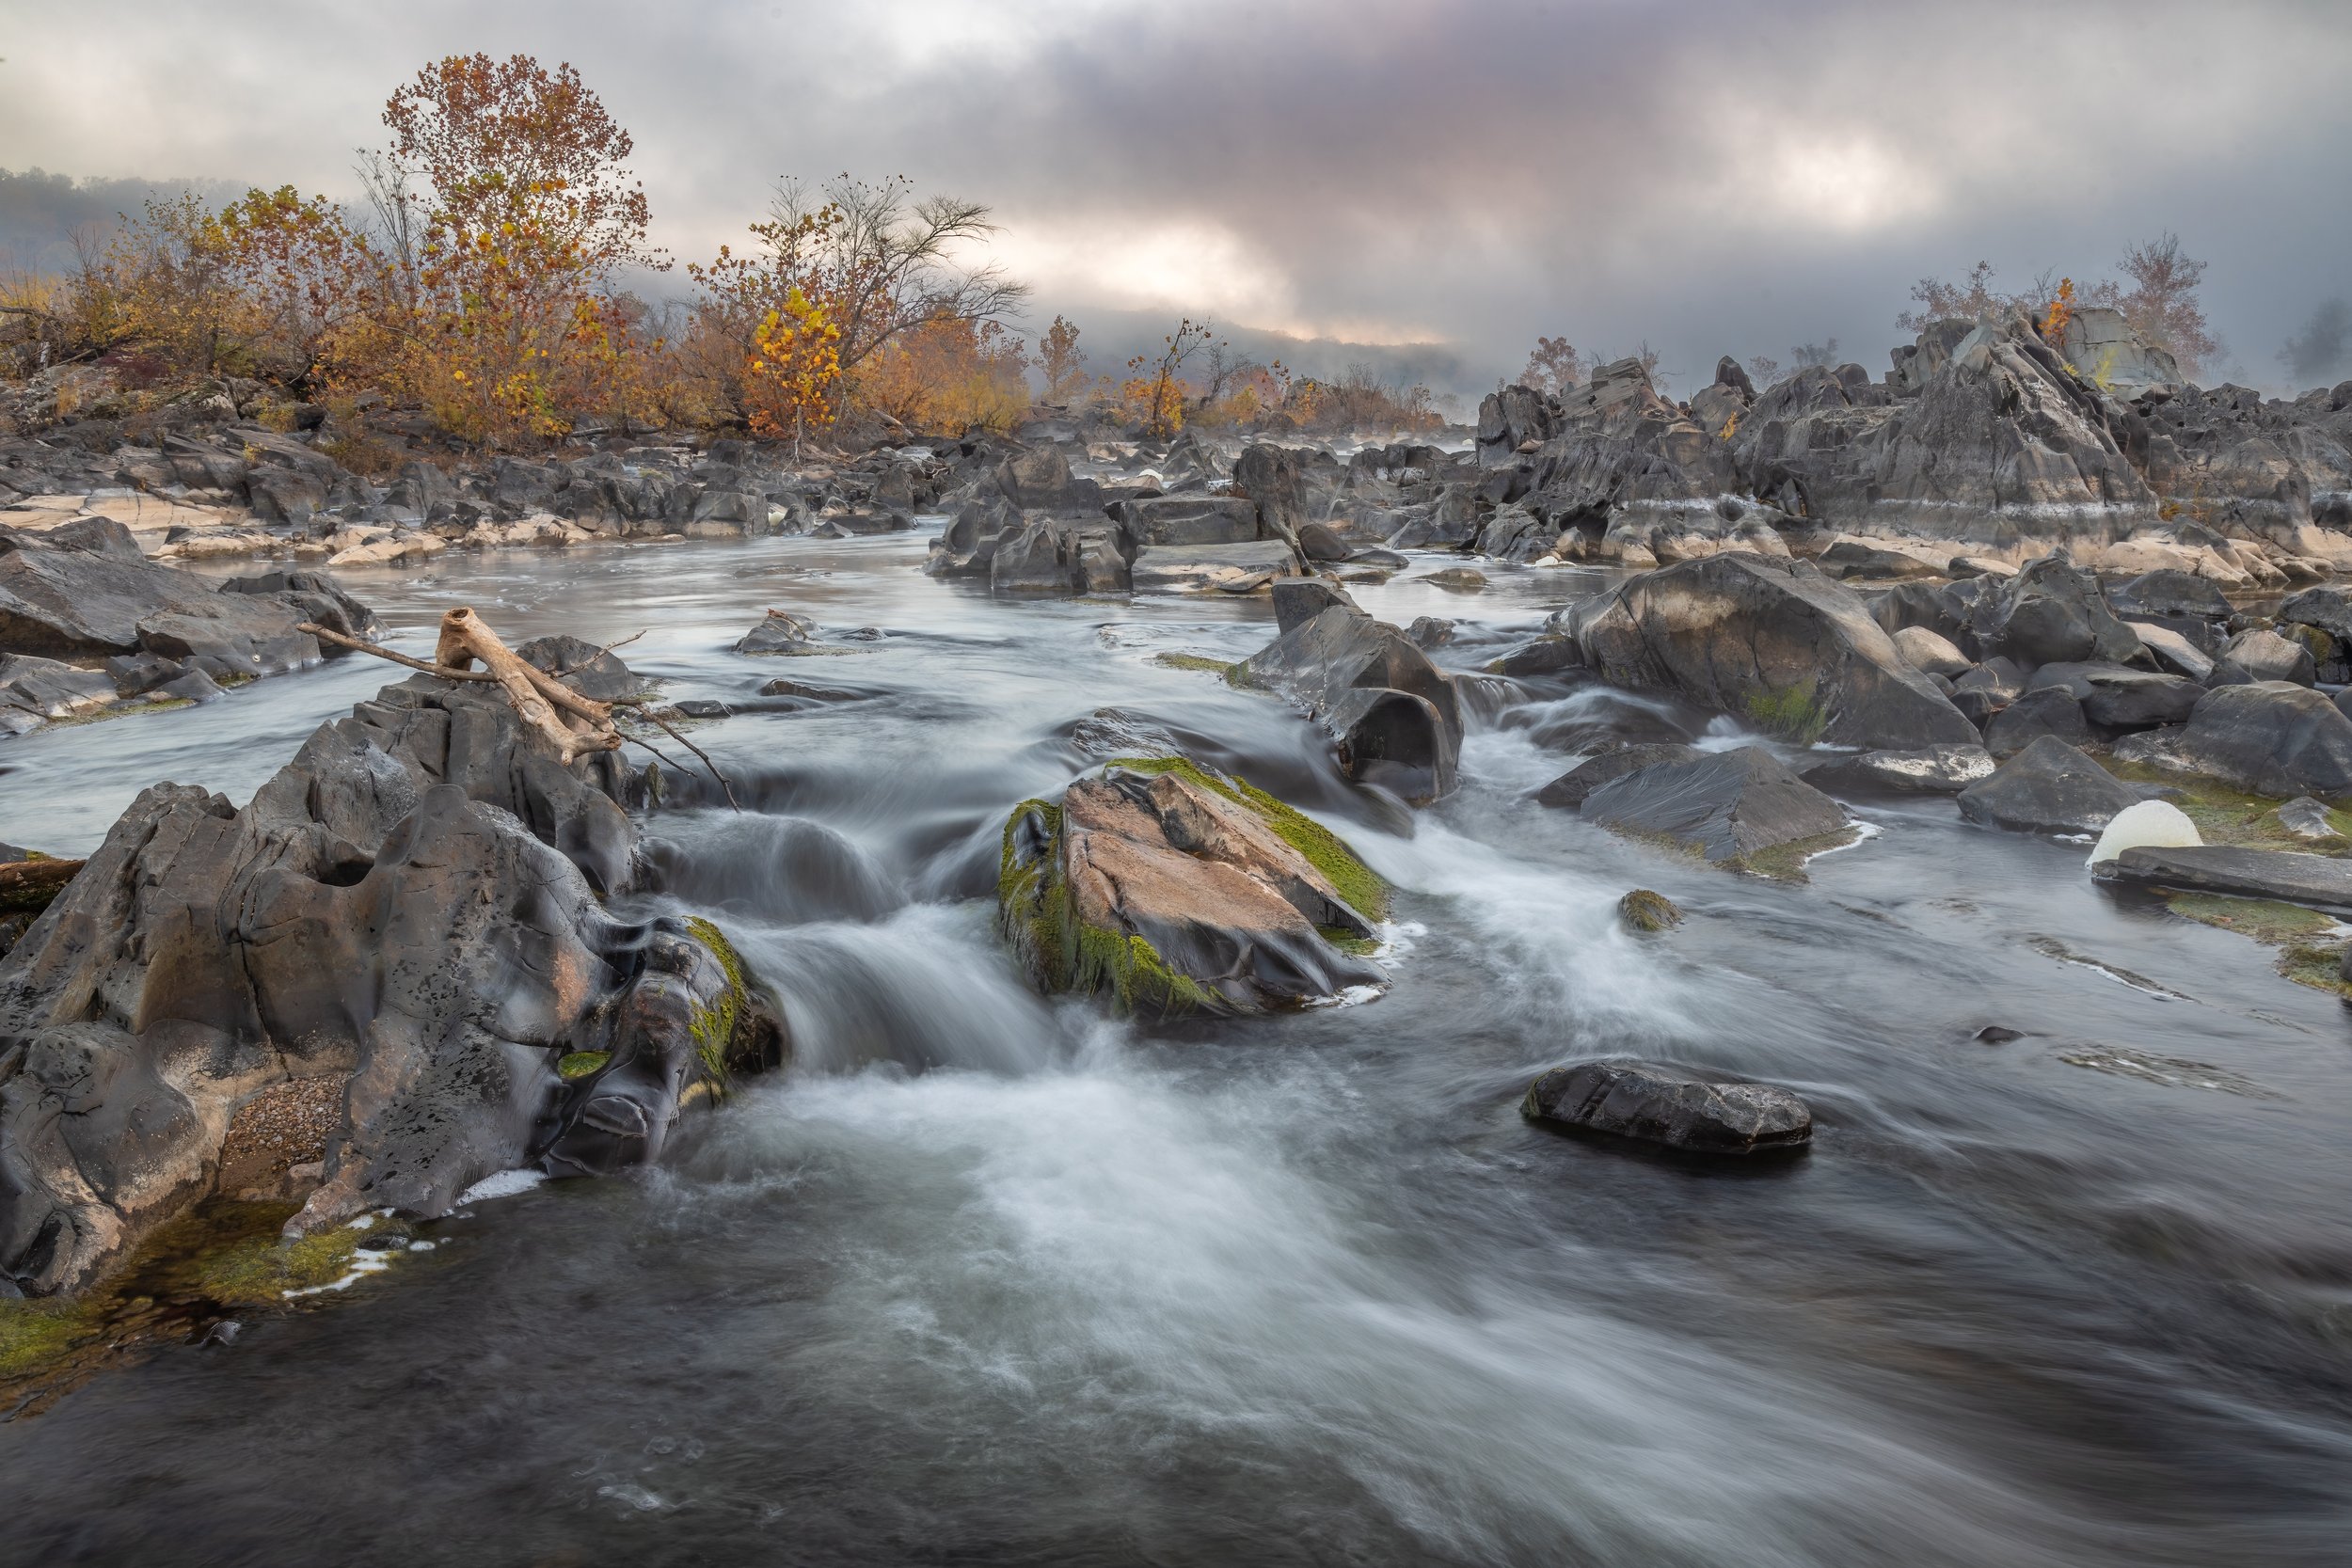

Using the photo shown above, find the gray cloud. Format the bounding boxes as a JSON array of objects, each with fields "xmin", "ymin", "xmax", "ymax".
[{"xmin": 2, "ymin": 0, "xmax": 2346, "ymax": 396}]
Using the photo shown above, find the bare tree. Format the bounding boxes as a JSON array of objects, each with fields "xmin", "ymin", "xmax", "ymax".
[
  {"xmin": 2114, "ymin": 232, "xmax": 2219, "ymax": 379},
  {"xmin": 1192, "ymin": 333, "xmax": 1261, "ymax": 411},
  {"xmin": 1789, "ymin": 337, "xmax": 1841, "ymax": 369},
  {"xmin": 1518, "ymin": 335, "xmax": 1585, "ymax": 396},
  {"xmin": 770, "ymin": 173, "xmax": 1030, "ymax": 375}
]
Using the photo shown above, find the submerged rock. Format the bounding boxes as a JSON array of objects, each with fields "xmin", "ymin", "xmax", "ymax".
[
  {"xmin": 1579, "ymin": 746, "xmax": 1854, "ymax": 875},
  {"xmin": 1533, "ymin": 742, "xmax": 1701, "ymax": 809},
  {"xmin": 1956, "ymin": 735, "xmax": 2140, "ymax": 835},
  {"xmin": 1617, "ymin": 889, "xmax": 1683, "ymax": 932},
  {"xmin": 734, "ymin": 609, "xmax": 818, "ymax": 654},
  {"xmin": 1802, "ymin": 743, "xmax": 1995, "ymax": 797},
  {"xmin": 1521, "ymin": 1059, "xmax": 1813, "ymax": 1154},
  {"xmin": 997, "ymin": 760, "xmax": 1386, "ymax": 1017},
  {"xmin": 0, "ymin": 645, "xmax": 781, "ymax": 1298},
  {"xmin": 1569, "ymin": 553, "xmax": 1978, "ymax": 750}
]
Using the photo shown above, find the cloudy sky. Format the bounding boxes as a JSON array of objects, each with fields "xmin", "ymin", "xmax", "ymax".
[{"xmin": 3, "ymin": 0, "xmax": 2347, "ymax": 398}]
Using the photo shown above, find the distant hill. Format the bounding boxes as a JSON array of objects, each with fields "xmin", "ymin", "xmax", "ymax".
[{"xmin": 0, "ymin": 167, "xmax": 246, "ymax": 274}]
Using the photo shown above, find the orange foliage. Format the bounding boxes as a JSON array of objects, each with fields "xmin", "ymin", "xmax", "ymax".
[
  {"xmin": 859, "ymin": 315, "xmax": 1028, "ymax": 434},
  {"xmin": 2039, "ymin": 277, "xmax": 2075, "ymax": 346}
]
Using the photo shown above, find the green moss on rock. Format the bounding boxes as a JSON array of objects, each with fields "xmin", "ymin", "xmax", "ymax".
[
  {"xmin": 682, "ymin": 915, "xmax": 751, "ymax": 1084},
  {"xmin": 1742, "ymin": 678, "xmax": 1829, "ymax": 745},
  {"xmin": 0, "ymin": 1300, "xmax": 91, "ymax": 1379},
  {"xmin": 1152, "ymin": 653, "xmax": 1237, "ymax": 676},
  {"xmin": 995, "ymin": 795, "xmax": 1221, "ymax": 1019},
  {"xmin": 558, "ymin": 1051, "xmax": 611, "ymax": 1081},
  {"xmin": 1618, "ymin": 889, "xmax": 1683, "ymax": 931},
  {"xmin": 1104, "ymin": 755, "xmax": 1390, "ymax": 921}
]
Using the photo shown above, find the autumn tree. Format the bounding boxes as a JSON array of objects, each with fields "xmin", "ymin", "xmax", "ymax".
[
  {"xmin": 1519, "ymin": 335, "xmax": 1584, "ymax": 395},
  {"xmin": 1122, "ymin": 318, "xmax": 1215, "ymax": 437},
  {"xmin": 860, "ymin": 314, "xmax": 1028, "ymax": 434},
  {"xmin": 375, "ymin": 53, "xmax": 667, "ymax": 445},
  {"xmin": 1038, "ymin": 314, "xmax": 1088, "ymax": 402},
  {"xmin": 2112, "ymin": 232, "xmax": 2219, "ymax": 379}
]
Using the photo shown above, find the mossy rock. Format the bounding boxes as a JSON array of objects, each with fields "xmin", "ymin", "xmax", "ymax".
[
  {"xmin": 2160, "ymin": 891, "xmax": 2352, "ymax": 998},
  {"xmin": 998, "ymin": 757, "xmax": 1390, "ymax": 1018},
  {"xmin": 1742, "ymin": 678, "xmax": 1829, "ymax": 745},
  {"xmin": 1734, "ymin": 826, "xmax": 1863, "ymax": 882},
  {"xmin": 2103, "ymin": 760, "xmax": 2352, "ymax": 857},
  {"xmin": 682, "ymin": 915, "xmax": 771, "ymax": 1085},
  {"xmin": 1152, "ymin": 652, "xmax": 1237, "ymax": 677},
  {"xmin": 1618, "ymin": 889, "xmax": 1683, "ymax": 932}
]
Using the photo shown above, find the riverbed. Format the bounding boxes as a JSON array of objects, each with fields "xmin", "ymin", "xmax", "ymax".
[{"xmin": 4, "ymin": 529, "xmax": 2348, "ymax": 1566}]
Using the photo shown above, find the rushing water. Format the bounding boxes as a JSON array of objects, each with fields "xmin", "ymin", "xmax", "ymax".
[{"xmin": 4, "ymin": 529, "xmax": 2351, "ymax": 1566}]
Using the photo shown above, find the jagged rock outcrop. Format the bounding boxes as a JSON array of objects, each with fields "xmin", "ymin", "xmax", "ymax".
[
  {"xmin": 0, "ymin": 643, "xmax": 780, "ymax": 1297},
  {"xmin": 997, "ymin": 760, "xmax": 1385, "ymax": 1017},
  {"xmin": 1565, "ymin": 553, "xmax": 1979, "ymax": 749},
  {"xmin": 1235, "ymin": 602, "xmax": 1464, "ymax": 803}
]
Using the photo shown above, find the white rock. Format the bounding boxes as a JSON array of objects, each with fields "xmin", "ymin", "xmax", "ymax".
[
  {"xmin": 1892, "ymin": 625, "xmax": 1974, "ymax": 677},
  {"xmin": 2089, "ymin": 799, "xmax": 2201, "ymax": 865}
]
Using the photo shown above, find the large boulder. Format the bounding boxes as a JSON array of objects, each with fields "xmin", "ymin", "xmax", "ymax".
[
  {"xmin": 1515, "ymin": 359, "xmax": 1740, "ymax": 542},
  {"xmin": 991, "ymin": 448, "xmax": 1103, "ymax": 515},
  {"xmin": 1580, "ymin": 746, "xmax": 1853, "ymax": 873},
  {"xmin": 2095, "ymin": 845, "xmax": 2352, "ymax": 911},
  {"xmin": 1968, "ymin": 557, "xmax": 2141, "ymax": 668},
  {"xmin": 1569, "ymin": 553, "xmax": 1979, "ymax": 748},
  {"xmin": 1129, "ymin": 541, "xmax": 1299, "ymax": 594},
  {"xmin": 1235, "ymin": 605, "xmax": 1464, "ymax": 803},
  {"xmin": 925, "ymin": 496, "xmax": 1017, "ymax": 578},
  {"xmin": 1801, "ymin": 744, "xmax": 1995, "ymax": 797},
  {"xmin": 997, "ymin": 761, "xmax": 1385, "ymax": 1017},
  {"xmin": 1231, "ymin": 443, "xmax": 1314, "ymax": 541},
  {"xmin": 1521, "ymin": 1059, "xmax": 1813, "ymax": 1155},
  {"xmin": 1117, "ymin": 495, "xmax": 1263, "ymax": 547},
  {"xmin": 2173, "ymin": 682, "xmax": 2352, "ymax": 798},
  {"xmin": 0, "ymin": 648, "xmax": 779, "ymax": 1297},
  {"xmin": 1956, "ymin": 735, "xmax": 2140, "ymax": 834},
  {"xmin": 1533, "ymin": 742, "xmax": 1702, "ymax": 809},
  {"xmin": 2055, "ymin": 307, "xmax": 2182, "ymax": 398},
  {"xmin": 991, "ymin": 517, "xmax": 1130, "ymax": 596}
]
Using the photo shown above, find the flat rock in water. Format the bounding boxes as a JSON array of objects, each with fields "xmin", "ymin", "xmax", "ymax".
[
  {"xmin": 2097, "ymin": 845, "xmax": 2352, "ymax": 911},
  {"xmin": 1131, "ymin": 541, "xmax": 1301, "ymax": 594},
  {"xmin": 735, "ymin": 609, "xmax": 818, "ymax": 653},
  {"xmin": 1956, "ymin": 735, "xmax": 2139, "ymax": 835},
  {"xmin": 1803, "ymin": 743, "xmax": 1994, "ymax": 796},
  {"xmin": 1580, "ymin": 746, "xmax": 1851, "ymax": 869},
  {"xmin": 1534, "ymin": 742, "xmax": 1701, "ymax": 809},
  {"xmin": 1521, "ymin": 1059, "xmax": 1813, "ymax": 1154}
]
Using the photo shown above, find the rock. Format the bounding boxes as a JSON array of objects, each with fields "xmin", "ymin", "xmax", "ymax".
[
  {"xmin": 2110, "ymin": 569, "xmax": 2231, "ymax": 621},
  {"xmin": 926, "ymin": 497, "xmax": 1016, "ymax": 578},
  {"xmin": 1418, "ymin": 567, "xmax": 1486, "ymax": 592},
  {"xmin": 1295, "ymin": 521, "xmax": 1351, "ymax": 562},
  {"xmin": 2087, "ymin": 800, "xmax": 2202, "ymax": 863},
  {"xmin": 2278, "ymin": 584, "xmax": 2352, "ymax": 642},
  {"xmin": 156, "ymin": 666, "xmax": 224, "ymax": 704},
  {"xmin": 2074, "ymin": 669, "xmax": 2203, "ymax": 729},
  {"xmin": 735, "ymin": 609, "xmax": 818, "ymax": 653},
  {"xmin": 0, "ymin": 653, "xmax": 779, "ymax": 1297},
  {"xmin": 1406, "ymin": 616, "xmax": 1454, "ymax": 651},
  {"xmin": 1581, "ymin": 746, "xmax": 1853, "ymax": 873},
  {"xmin": 2272, "ymin": 796, "xmax": 2344, "ymax": 842},
  {"xmin": 1, "ymin": 524, "xmax": 326, "ymax": 674},
  {"xmin": 2129, "ymin": 621, "xmax": 2215, "ymax": 681},
  {"xmin": 516, "ymin": 634, "xmax": 649, "ymax": 704},
  {"xmin": 1802, "ymin": 743, "xmax": 1995, "ymax": 796},
  {"xmin": 2173, "ymin": 681, "xmax": 2352, "ymax": 797},
  {"xmin": 1270, "ymin": 577, "xmax": 1361, "ymax": 635},
  {"xmin": 1617, "ymin": 890, "xmax": 1683, "ymax": 932},
  {"xmin": 1521, "ymin": 1059, "xmax": 1812, "ymax": 1154},
  {"xmin": 1232, "ymin": 444, "xmax": 1313, "ymax": 540},
  {"xmin": 2055, "ymin": 306, "xmax": 2183, "ymax": 398},
  {"xmin": 1487, "ymin": 636, "xmax": 1584, "ymax": 676},
  {"xmin": 0, "ymin": 654, "xmax": 116, "ymax": 731},
  {"xmin": 1891, "ymin": 625, "xmax": 1972, "ymax": 677},
  {"xmin": 1820, "ymin": 538, "xmax": 1938, "ymax": 581},
  {"xmin": 1236, "ymin": 604, "xmax": 1464, "ymax": 803},
  {"xmin": 1569, "ymin": 553, "xmax": 1977, "ymax": 749},
  {"xmin": 1129, "ymin": 541, "xmax": 1299, "ymax": 594},
  {"xmin": 1116, "ymin": 495, "xmax": 1263, "ymax": 547},
  {"xmin": 991, "ymin": 516, "xmax": 1127, "ymax": 596},
  {"xmin": 2096, "ymin": 845, "xmax": 2352, "ymax": 911},
  {"xmin": 1533, "ymin": 743, "xmax": 1702, "ymax": 809},
  {"xmin": 1956, "ymin": 735, "xmax": 2140, "ymax": 834},
  {"xmin": 2214, "ymin": 627, "xmax": 2314, "ymax": 687},
  {"xmin": 997, "ymin": 761, "xmax": 1385, "ymax": 1017},
  {"xmin": 1982, "ymin": 686, "xmax": 2092, "ymax": 756},
  {"xmin": 218, "ymin": 568, "xmax": 383, "ymax": 649},
  {"xmin": 992, "ymin": 448, "xmax": 1104, "ymax": 515},
  {"xmin": 1969, "ymin": 557, "xmax": 2141, "ymax": 668}
]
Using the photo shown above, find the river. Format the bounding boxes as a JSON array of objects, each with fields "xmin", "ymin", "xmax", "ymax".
[{"xmin": 3, "ymin": 527, "xmax": 2348, "ymax": 1566}]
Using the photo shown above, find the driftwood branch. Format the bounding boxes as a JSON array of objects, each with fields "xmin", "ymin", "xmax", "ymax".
[{"xmin": 299, "ymin": 614, "xmax": 742, "ymax": 811}]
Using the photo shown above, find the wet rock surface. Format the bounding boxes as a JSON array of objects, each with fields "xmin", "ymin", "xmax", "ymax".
[
  {"xmin": 1236, "ymin": 603, "xmax": 1464, "ymax": 803},
  {"xmin": 0, "ymin": 644, "xmax": 779, "ymax": 1296},
  {"xmin": 1580, "ymin": 746, "xmax": 1852, "ymax": 873},
  {"xmin": 1957, "ymin": 736, "xmax": 2141, "ymax": 835},
  {"xmin": 1521, "ymin": 1059, "xmax": 1814, "ymax": 1154}
]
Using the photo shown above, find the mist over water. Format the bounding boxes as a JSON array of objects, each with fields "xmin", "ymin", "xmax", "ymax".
[{"xmin": 4, "ymin": 529, "xmax": 2350, "ymax": 1565}]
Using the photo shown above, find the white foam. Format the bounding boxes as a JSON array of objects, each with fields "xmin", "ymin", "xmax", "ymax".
[{"xmin": 456, "ymin": 1167, "xmax": 549, "ymax": 1206}]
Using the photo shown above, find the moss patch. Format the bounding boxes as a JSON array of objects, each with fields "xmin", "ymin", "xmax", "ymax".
[
  {"xmin": 1152, "ymin": 652, "xmax": 1237, "ymax": 676},
  {"xmin": 0, "ymin": 1300, "xmax": 95, "ymax": 1379},
  {"xmin": 1742, "ymin": 678, "xmax": 1829, "ymax": 745},
  {"xmin": 2103, "ymin": 761, "xmax": 2352, "ymax": 856},
  {"xmin": 557, "ymin": 1051, "xmax": 611, "ymax": 1081},
  {"xmin": 1734, "ymin": 826, "xmax": 1863, "ymax": 883},
  {"xmin": 2160, "ymin": 891, "xmax": 2352, "ymax": 997},
  {"xmin": 1618, "ymin": 889, "xmax": 1683, "ymax": 931},
  {"xmin": 1104, "ymin": 755, "xmax": 1391, "ymax": 921},
  {"xmin": 186, "ymin": 1211, "xmax": 374, "ymax": 1307},
  {"xmin": 997, "ymin": 797, "xmax": 1220, "ymax": 1018},
  {"xmin": 682, "ymin": 915, "xmax": 750, "ymax": 1084},
  {"xmin": 46, "ymin": 696, "xmax": 197, "ymax": 727}
]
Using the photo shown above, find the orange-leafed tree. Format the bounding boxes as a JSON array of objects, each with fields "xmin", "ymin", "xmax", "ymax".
[
  {"xmin": 746, "ymin": 285, "xmax": 842, "ymax": 437},
  {"xmin": 1038, "ymin": 313, "xmax": 1088, "ymax": 402},
  {"xmin": 859, "ymin": 314, "xmax": 1028, "ymax": 434},
  {"xmin": 375, "ymin": 53, "xmax": 666, "ymax": 446}
]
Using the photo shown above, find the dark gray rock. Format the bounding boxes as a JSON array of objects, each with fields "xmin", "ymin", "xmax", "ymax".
[
  {"xmin": 735, "ymin": 610, "xmax": 818, "ymax": 653},
  {"xmin": 2175, "ymin": 681, "xmax": 2352, "ymax": 798},
  {"xmin": 1117, "ymin": 495, "xmax": 1262, "ymax": 547},
  {"xmin": 1957, "ymin": 735, "xmax": 2140, "ymax": 834},
  {"xmin": 1983, "ymin": 686, "xmax": 2092, "ymax": 756},
  {"xmin": 1521, "ymin": 1059, "xmax": 1812, "ymax": 1154},
  {"xmin": 2076, "ymin": 669, "xmax": 2202, "ymax": 729},
  {"xmin": 1295, "ymin": 521, "xmax": 1351, "ymax": 562},
  {"xmin": 1572, "ymin": 553, "xmax": 1978, "ymax": 749},
  {"xmin": 1271, "ymin": 578, "xmax": 1361, "ymax": 635},
  {"xmin": 1802, "ymin": 744, "xmax": 1995, "ymax": 797},
  {"xmin": 2279, "ymin": 585, "xmax": 2352, "ymax": 642},
  {"xmin": 2214, "ymin": 627, "xmax": 2315, "ymax": 687},
  {"xmin": 927, "ymin": 496, "xmax": 1017, "ymax": 578},
  {"xmin": 2096, "ymin": 845, "xmax": 2352, "ymax": 911},
  {"xmin": 1533, "ymin": 742, "xmax": 1702, "ymax": 809},
  {"xmin": 2110, "ymin": 570, "xmax": 2231, "ymax": 621},
  {"xmin": 1236, "ymin": 605, "xmax": 1463, "ymax": 803},
  {"xmin": 2128, "ymin": 622, "xmax": 2215, "ymax": 682},
  {"xmin": 0, "ymin": 655, "xmax": 115, "ymax": 731},
  {"xmin": 1970, "ymin": 557, "xmax": 2141, "ymax": 668},
  {"xmin": 1580, "ymin": 746, "xmax": 1851, "ymax": 868},
  {"xmin": 0, "ymin": 525, "xmax": 326, "ymax": 673},
  {"xmin": 0, "ymin": 654, "xmax": 776, "ymax": 1297}
]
